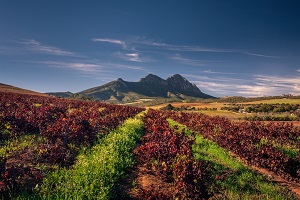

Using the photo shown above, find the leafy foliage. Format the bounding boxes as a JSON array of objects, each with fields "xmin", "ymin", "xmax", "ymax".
[
  {"xmin": 38, "ymin": 117, "xmax": 144, "ymax": 199},
  {"xmin": 0, "ymin": 91, "xmax": 144, "ymax": 195},
  {"xmin": 134, "ymin": 109, "xmax": 215, "ymax": 199},
  {"xmin": 166, "ymin": 111, "xmax": 300, "ymax": 182}
]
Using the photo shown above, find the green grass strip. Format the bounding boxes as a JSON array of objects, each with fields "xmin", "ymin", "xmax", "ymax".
[
  {"xmin": 34, "ymin": 115, "xmax": 144, "ymax": 200},
  {"xmin": 168, "ymin": 119, "xmax": 297, "ymax": 200},
  {"xmin": 193, "ymin": 135, "xmax": 296, "ymax": 199}
]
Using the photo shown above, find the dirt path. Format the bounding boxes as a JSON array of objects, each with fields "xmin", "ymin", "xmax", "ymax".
[
  {"xmin": 230, "ymin": 152, "xmax": 300, "ymax": 199},
  {"xmin": 114, "ymin": 165, "xmax": 175, "ymax": 199},
  {"xmin": 251, "ymin": 165, "xmax": 300, "ymax": 198}
]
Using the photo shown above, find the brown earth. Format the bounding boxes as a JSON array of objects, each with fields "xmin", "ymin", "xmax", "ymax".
[{"xmin": 114, "ymin": 165, "xmax": 176, "ymax": 199}]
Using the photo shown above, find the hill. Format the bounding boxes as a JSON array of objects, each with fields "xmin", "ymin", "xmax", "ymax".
[
  {"xmin": 76, "ymin": 74, "xmax": 213, "ymax": 103},
  {"xmin": 46, "ymin": 91, "xmax": 73, "ymax": 98},
  {"xmin": 0, "ymin": 83, "xmax": 48, "ymax": 96}
]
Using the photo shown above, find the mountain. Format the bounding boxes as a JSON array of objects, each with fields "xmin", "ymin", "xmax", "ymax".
[
  {"xmin": 76, "ymin": 74, "xmax": 213, "ymax": 103},
  {"xmin": 166, "ymin": 74, "xmax": 205, "ymax": 97}
]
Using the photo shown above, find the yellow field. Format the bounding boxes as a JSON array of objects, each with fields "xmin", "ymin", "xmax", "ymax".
[
  {"xmin": 242, "ymin": 98, "xmax": 300, "ymax": 104},
  {"xmin": 148, "ymin": 98, "xmax": 300, "ymax": 121},
  {"xmin": 148, "ymin": 102, "xmax": 245, "ymax": 119},
  {"xmin": 149, "ymin": 98, "xmax": 300, "ymax": 110}
]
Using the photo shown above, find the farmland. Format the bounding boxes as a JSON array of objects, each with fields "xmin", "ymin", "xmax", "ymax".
[
  {"xmin": 1, "ymin": 91, "xmax": 300, "ymax": 199},
  {"xmin": 151, "ymin": 98, "xmax": 300, "ymax": 124}
]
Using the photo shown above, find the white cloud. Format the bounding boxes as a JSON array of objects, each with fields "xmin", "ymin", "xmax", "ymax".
[
  {"xmin": 20, "ymin": 39, "xmax": 77, "ymax": 56},
  {"xmin": 167, "ymin": 45, "xmax": 276, "ymax": 58},
  {"xmin": 128, "ymin": 36, "xmax": 166, "ymax": 47},
  {"xmin": 235, "ymin": 85, "xmax": 276, "ymax": 96},
  {"xmin": 34, "ymin": 60, "xmax": 146, "ymax": 74},
  {"xmin": 255, "ymin": 75, "xmax": 300, "ymax": 86},
  {"xmin": 254, "ymin": 75, "xmax": 300, "ymax": 95},
  {"xmin": 91, "ymin": 38, "xmax": 127, "ymax": 49},
  {"xmin": 115, "ymin": 52, "xmax": 151, "ymax": 62},
  {"xmin": 183, "ymin": 73, "xmax": 300, "ymax": 97},
  {"xmin": 124, "ymin": 53, "xmax": 141, "ymax": 62},
  {"xmin": 241, "ymin": 51, "xmax": 278, "ymax": 58},
  {"xmin": 297, "ymin": 69, "xmax": 300, "ymax": 72},
  {"xmin": 202, "ymin": 69, "xmax": 237, "ymax": 75},
  {"xmin": 37, "ymin": 61, "xmax": 102, "ymax": 73},
  {"xmin": 106, "ymin": 63, "xmax": 146, "ymax": 71},
  {"xmin": 128, "ymin": 36, "xmax": 277, "ymax": 58}
]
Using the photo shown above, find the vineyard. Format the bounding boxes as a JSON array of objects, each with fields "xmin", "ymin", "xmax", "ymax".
[
  {"xmin": 1, "ymin": 91, "xmax": 300, "ymax": 199},
  {"xmin": 0, "ymin": 91, "xmax": 144, "ymax": 198}
]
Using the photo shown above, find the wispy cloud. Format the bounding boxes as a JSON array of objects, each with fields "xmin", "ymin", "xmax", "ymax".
[
  {"xmin": 19, "ymin": 39, "xmax": 77, "ymax": 56},
  {"xmin": 297, "ymin": 69, "xmax": 300, "ymax": 72},
  {"xmin": 91, "ymin": 36, "xmax": 278, "ymax": 58},
  {"xmin": 35, "ymin": 61, "xmax": 102, "ymax": 73},
  {"xmin": 91, "ymin": 38, "xmax": 127, "ymax": 49},
  {"xmin": 241, "ymin": 51, "xmax": 278, "ymax": 58},
  {"xmin": 127, "ymin": 36, "xmax": 278, "ymax": 58},
  {"xmin": 32, "ymin": 60, "xmax": 146, "ymax": 74},
  {"xmin": 165, "ymin": 44, "xmax": 276, "ymax": 58},
  {"xmin": 183, "ymin": 73, "xmax": 300, "ymax": 97},
  {"xmin": 105, "ymin": 63, "xmax": 146, "ymax": 71},
  {"xmin": 170, "ymin": 54, "xmax": 226, "ymax": 67},
  {"xmin": 115, "ymin": 52, "xmax": 151, "ymax": 63},
  {"xmin": 125, "ymin": 53, "xmax": 141, "ymax": 62},
  {"xmin": 202, "ymin": 69, "xmax": 237, "ymax": 75},
  {"xmin": 254, "ymin": 75, "xmax": 300, "ymax": 91}
]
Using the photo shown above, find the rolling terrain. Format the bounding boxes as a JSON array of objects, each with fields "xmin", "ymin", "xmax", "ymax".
[
  {"xmin": 0, "ymin": 83, "xmax": 48, "ymax": 96},
  {"xmin": 0, "ymin": 83, "xmax": 300, "ymax": 198}
]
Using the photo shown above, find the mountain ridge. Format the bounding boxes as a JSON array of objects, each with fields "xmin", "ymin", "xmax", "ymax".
[{"xmin": 73, "ymin": 74, "xmax": 213, "ymax": 103}]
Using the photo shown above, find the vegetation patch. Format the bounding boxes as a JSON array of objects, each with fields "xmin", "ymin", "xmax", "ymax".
[
  {"xmin": 168, "ymin": 118, "xmax": 297, "ymax": 199},
  {"xmin": 31, "ymin": 116, "xmax": 144, "ymax": 199},
  {"xmin": 193, "ymin": 135, "xmax": 296, "ymax": 199}
]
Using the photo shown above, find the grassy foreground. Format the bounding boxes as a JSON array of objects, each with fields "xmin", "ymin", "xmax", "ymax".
[
  {"xmin": 18, "ymin": 114, "xmax": 144, "ymax": 199},
  {"xmin": 193, "ymin": 135, "xmax": 296, "ymax": 199}
]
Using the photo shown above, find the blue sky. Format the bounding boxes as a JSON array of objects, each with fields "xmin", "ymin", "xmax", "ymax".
[{"xmin": 0, "ymin": 0, "xmax": 299, "ymax": 97}]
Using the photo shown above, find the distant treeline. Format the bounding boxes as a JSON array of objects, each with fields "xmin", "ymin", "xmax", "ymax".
[
  {"xmin": 243, "ymin": 114, "xmax": 300, "ymax": 121},
  {"xmin": 159, "ymin": 95, "xmax": 300, "ymax": 104},
  {"xmin": 212, "ymin": 96, "xmax": 300, "ymax": 103},
  {"xmin": 245, "ymin": 103, "xmax": 299, "ymax": 113},
  {"xmin": 221, "ymin": 103, "xmax": 299, "ymax": 113}
]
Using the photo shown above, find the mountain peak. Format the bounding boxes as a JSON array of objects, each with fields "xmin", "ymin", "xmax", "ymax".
[
  {"xmin": 169, "ymin": 74, "xmax": 184, "ymax": 79},
  {"xmin": 139, "ymin": 74, "xmax": 167, "ymax": 85},
  {"xmin": 167, "ymin": 74, "xmax": 203, "ymax": 95},
  {"xmin": 142, "ymin": 73, "xmax": 162, "ymax": 80},
  {"xmin": 167, "ymin": 74, "xmax": 188, "ymax": 82}
]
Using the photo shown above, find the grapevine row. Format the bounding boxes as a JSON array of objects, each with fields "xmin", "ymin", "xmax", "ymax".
[
  {"xmin": 167, "ymin": 111, "xmax": 300, "ymax": 182},
  {"xmin": 0, "ymin": 91, "xmax": 144, "ymax": 195},
  {"xmin": 133, "ymin": 109, "xmax": 215, "ymax": 199}
]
